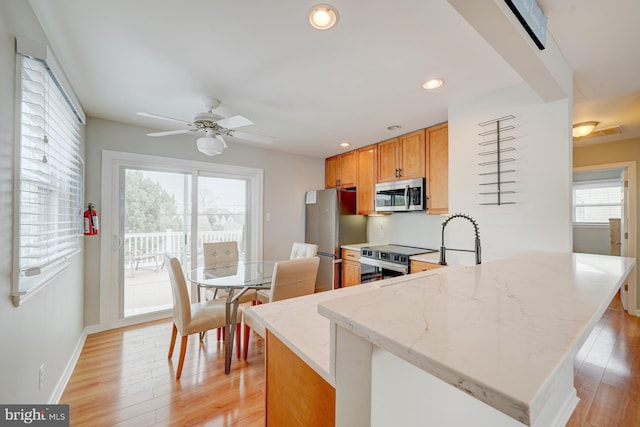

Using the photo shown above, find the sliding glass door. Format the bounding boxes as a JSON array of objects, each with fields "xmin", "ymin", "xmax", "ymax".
[
  {"xmin": 121, "ymin": 168, "xmax": 191, "ymax": 317},
  {"xmin": 101, "ymin": 151, "xmax": 263, "ymax": 328}
]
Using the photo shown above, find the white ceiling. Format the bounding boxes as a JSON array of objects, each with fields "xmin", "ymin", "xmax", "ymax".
[{"xmin": 28, "ymin": 0, "xmax": 640, "ymax": 158}]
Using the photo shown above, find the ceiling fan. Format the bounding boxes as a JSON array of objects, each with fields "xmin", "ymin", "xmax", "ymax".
[{"xmin": 137, "ymin": 97, "xmax": 273, "ymax": 156}]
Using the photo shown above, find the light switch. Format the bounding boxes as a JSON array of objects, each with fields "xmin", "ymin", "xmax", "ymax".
[{"xmin": 266, "ymin": 212, "xmax": 271, "ymax": 221}]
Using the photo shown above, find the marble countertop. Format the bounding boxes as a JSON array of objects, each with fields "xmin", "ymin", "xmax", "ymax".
[
  {"xmin": 340, "ymin": 242, "xmax": 378, "ymax": 251},
  {"xmin": 410, "ymin": 251, "xmax": 441, "ymax": 263},
  {"xmin": 317, "ymin": 251, "xmax": 635, "ymax": 425},
  {"xmin": 341, "ymin": 243, "xmax": 441, "ymax": 264}
]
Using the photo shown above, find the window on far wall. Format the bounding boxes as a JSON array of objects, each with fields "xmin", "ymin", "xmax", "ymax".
[
  {"xmin": 573, "ymin": 179, "xmax": 622, "ymax": 224},
  {"xmin": 13, "ymin": 44, "xmax": 85, "ymax": 306}
]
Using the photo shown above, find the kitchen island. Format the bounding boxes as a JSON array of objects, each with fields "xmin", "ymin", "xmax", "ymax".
[{"xmin": 247, "ymin": 252, "xmax": 635, "ymax": 426}]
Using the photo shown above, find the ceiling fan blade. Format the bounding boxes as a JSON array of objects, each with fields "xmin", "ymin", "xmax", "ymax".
[
  {"xmin": 216, "ymin": 134, "xmax": 228, "ymax": 148},
  {"xmin": 137, "ymin": 111, "xmax": 192, "ymax": 126},
  {"xmin": 229, "ymin": 130, "xmax": 274, "ymax": 144},
  {"xmin": 216, "ymin": 115, "xmax": 253, "ymax": 129},
  {"xmin": 147, "ymin": 129, "xmax": 192, "ymax": 137}
]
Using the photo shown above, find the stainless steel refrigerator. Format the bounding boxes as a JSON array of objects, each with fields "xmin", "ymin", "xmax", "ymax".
[{"xmin": 305, "ymin": 188, "xmax": 367, "ymax": 291}]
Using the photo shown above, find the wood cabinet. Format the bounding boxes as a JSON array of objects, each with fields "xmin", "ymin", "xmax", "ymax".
[
  {"xmin": 377, "ymin": 130, "xmax": 425, "ymax": 183},
  {"xmin": 341, "ymin": 248, "xmax": 361, "ymax": 287},
  {"xmin": 425, "ymin": 123, "xmax": 449, "ymax": 215},
  {"xmin": 266, "ymin": 331, "xmax": 335, "ymax": 427},
  {"xmin": 356, "ymin": 145, "xmax": 377, "ymax": 215},
  {"xmin": 410, "ymin": 260, "xmax": 444, "ymax": 274},
  {"xmin": 325, "ymin": 151, "xmax": 357, "ymax": 189}
]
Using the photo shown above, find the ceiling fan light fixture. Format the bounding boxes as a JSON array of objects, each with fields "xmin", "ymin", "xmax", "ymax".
[
  {"xmin": 572, "ymin": 121, "xmax": 599, "ymax": 138},
  {"xmin": 309, "ymin": 4, "xmax": 339, "ymax": 30},
  {"xmin": 196, "ymin": 135, "xmax": 225, "ymax": 156}
]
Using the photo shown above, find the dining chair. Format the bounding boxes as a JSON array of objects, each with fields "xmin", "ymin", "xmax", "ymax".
[
  {"xmin": 242, "ymin": 256, "xmax": 320, "ymax": 359},
  {"xmin": 289, "ymin": 242, "xmax": 318, "ymax": 259},
  {"xmin": 202, "ymin": 241, "xmax": 256, "ymax": 341},
  {"xmin": 255, "ymin": 242, "xmax": 319, "ymax": 304},
  {"xmin": 166, "ymin": 256, "xmax": 242, "ymax": 379}
]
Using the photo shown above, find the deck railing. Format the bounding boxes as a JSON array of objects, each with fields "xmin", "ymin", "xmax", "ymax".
[{"xmin": 124, "ymin": 229, "xmax": 244, "ymax": 268}]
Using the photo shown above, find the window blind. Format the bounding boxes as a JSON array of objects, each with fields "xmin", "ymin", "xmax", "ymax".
[
  {"xmin": 573, "ymin": 179, "xmax": 622, "ymax": 223},
  {"xmin": 18, "ymin": 55, "xmax": 83, "ymax": 291}
]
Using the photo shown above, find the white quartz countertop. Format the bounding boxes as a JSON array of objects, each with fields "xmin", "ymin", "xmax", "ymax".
[
  {"xmin": 409, "ymin": 251, "xmax": 441, "ymax": 263},
  {"xmin": 340, "ymin": 242, "xmax": 376, "ymax": 251},
  {"xmin": 341, "ymin": 243, "xmax": 442, "ymax": 264},
  {"xmin": 246, "ymin": 281, "xmax": 385, "ymax": 385},
  {"xmin": 317, "ymin": 251, "xmax": 635, "ymax": 425}
]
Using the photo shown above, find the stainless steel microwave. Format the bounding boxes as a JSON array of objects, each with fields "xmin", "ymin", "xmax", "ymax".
[{"xmin": 375, "ymin": 178, "xmax": 426, "ymax": 212}]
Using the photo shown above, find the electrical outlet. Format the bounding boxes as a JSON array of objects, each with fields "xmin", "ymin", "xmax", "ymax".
[{"xmin": 39, "ymin": 364, "xmax": 44, "ymax": 390}]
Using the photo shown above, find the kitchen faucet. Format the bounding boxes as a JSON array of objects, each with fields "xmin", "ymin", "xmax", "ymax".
[{"xmin": 439, "ymin": 213, "xmax": 481, "ymax": 265}]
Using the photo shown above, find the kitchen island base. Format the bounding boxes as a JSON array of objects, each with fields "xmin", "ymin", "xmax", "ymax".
[{"xmin": 360, "ymin": 341, "xmax": 577, "ymax": 426}]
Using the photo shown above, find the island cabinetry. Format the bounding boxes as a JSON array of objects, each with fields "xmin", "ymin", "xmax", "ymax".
[
  {"xmin": 266, "ymin": 331, "xmax": 335, "ymax": 427},
  {"xmin": 325, "ymin": 151, "xmax": 357, "ymax": 189},
  {"xmin": 377, "ymin": 130, "xmax": 425, "ymax": 183},
  {"xmin": 425, "ymin": 122, "xmax": 448, "ymax": 214},
  {"xmin": 356, "ymin": 144, "xmax": 377, "ymax": 214},
  {"xmin": 410, "ymin": 260, "xmax": 444, "ymax": 273},
  {"xmin": 341, "ymin": 248, "xmax": 361, "ymax": 287}
]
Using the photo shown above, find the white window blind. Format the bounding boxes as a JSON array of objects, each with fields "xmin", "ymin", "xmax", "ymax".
[
  {"xmin": 573, "ymin": 179, "xmax": 622, "ymax": 223},
  {"xmin": 16, "ymin": 55, "xmax": 83, "ymax": 295}
]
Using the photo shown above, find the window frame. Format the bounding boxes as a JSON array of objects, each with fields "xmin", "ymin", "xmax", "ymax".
[
  {"xmin": 572, "ymin": 178, "xmax": 623, "ymax": 226},
  {"xmin": 12, "ymin": 38, "xmax": 86, "ymax": 307}
]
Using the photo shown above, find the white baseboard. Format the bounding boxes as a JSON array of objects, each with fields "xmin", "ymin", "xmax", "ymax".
[
  {"xmin": 85, "ymin": 323, "xmax": 106, "ymax": 335},
  {"xmin": 50, "ymin": 328, "xmax": 88, "ymax": 404}
]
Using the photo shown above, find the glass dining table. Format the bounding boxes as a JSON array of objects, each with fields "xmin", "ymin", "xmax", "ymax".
[{"xmin": 188, "ymin": 260, "xmax": 275, "ymax": 374}]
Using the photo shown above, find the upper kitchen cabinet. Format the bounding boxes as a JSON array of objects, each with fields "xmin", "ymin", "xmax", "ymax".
[
  {"xmin": 377, "ymin": 130, "xmax": 425, "ymax": 183},
  {"xmin": 425, "ymin": 122, "xmax": 449, "ymax": 214},
  {"xmin": 325, "ymin": 151, "xmax": 357, "ymax": 189},
  {"xmin": 356, "ymin": 145, "xmax": 377, "ymax": 215}
]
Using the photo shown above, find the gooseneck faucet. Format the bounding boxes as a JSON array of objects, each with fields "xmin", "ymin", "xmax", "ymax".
[{"xmin": 439, "ymin": 213, "xmax": 481, "ymax": 265}]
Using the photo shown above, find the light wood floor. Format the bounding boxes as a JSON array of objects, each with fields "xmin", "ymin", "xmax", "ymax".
[
  {"xmin": 62, "ymin": 295, "xmax": 640, "ymax": 426},
  {"xmin": 61, "ymin": 321, "xmax": 266, "ymax": 426}
]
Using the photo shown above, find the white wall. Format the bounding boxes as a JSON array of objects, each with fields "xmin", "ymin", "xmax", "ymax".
[
  {"xmin": 573, "ymin": 225, "xmax": 610, "ymax": 255},
  {"xmin": 367, "ymin": 82, "xmax": 573, "ymax": 266},
  {"xmin": 0, "ymin": 1, "xmax": 86, "ymax": 403},
  {"xmin": 446, "ymin": 83, "xmax": 572, "ymax": 263},
  {"xmin": 84, "ymin": 118, "xmax": 324, "ymax": 326}
]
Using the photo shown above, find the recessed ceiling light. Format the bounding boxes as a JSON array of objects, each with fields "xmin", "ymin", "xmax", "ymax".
[
  {"xmin": 572, "ymin": 121, "xmax": 599, "ymax": 138},
  {"xmin": 422, "ymin": 78, "xmax": 444, "ymax": 90},
  {"xmin": 387, "ymin": 125, "xmax": 402, "ymax": 131},
  {"xmin": 309, "ymin": 4, "xmax": 339, "ymax": 30},
  {"xmin": 339, "ymin": 141, "xmax": 351, "ymax": 148}
]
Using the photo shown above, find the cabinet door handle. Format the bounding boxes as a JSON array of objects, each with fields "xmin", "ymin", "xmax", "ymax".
[
  {"xmin": 336, "ymin": 179, "xmax": 341, "ymax": 187},
  {"xmin": 398, "ymin": 167, "xmax": 402, "ymax": 177}
]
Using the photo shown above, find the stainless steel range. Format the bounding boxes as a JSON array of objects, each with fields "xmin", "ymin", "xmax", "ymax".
[{"xmin": 360, "ymin": 244, "xmax": 437, "ymax": 282}]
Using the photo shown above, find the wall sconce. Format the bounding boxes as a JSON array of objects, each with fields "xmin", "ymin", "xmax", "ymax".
[{"xmin": 573, "ymin": 121, "xmax": 599, "ymax": 138}]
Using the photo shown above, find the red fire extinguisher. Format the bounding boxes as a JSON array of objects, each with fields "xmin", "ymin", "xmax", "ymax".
[{"xmin": 84, "ymin": 203, "xmax": 99, "ymax": 236}]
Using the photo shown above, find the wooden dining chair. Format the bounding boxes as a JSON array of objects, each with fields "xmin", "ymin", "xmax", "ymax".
[
  {"xmin": 166, "ymin": 256, "xmax": 239, "ymax": 379},
  {"xmin": 242, "ymin": 257, "xmax": 320, "ymax": 359}
]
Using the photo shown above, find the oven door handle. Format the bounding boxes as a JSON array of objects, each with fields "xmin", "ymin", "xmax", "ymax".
[{"xmin": 360, "ymin": 257, "xmax": 409, "ymax": 274}]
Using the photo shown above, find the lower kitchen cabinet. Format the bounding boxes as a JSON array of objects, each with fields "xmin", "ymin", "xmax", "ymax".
[
  {"xmin": 341, "ymin": 248, "xmax": 361, "ymax": 287},
  {"xmin": 410, "ymin": 260, "xmax": 444, "ymax": 274},
  {"xmin": 266, "ymin": 331, "xmax": 335, "ymax": 427}
]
